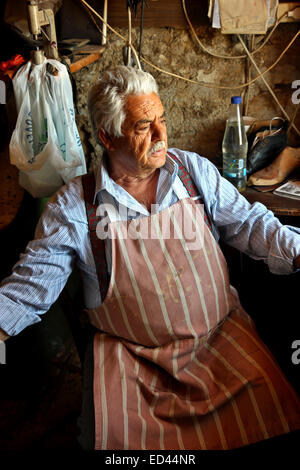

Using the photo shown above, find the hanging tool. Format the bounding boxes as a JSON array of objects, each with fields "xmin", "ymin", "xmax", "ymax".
[
  {"xmin": 124, "ymin": 0, "xmax": 148, "ymax": 67},
  {"xmin": 26, "ymin": 0, "xmax": 59, "ymax": 64},
  {"xmin": 138, "ymin": 0, "xmax": 145, "ymax": 62}
]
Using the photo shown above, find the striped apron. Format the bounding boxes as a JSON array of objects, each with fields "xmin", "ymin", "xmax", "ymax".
[{"xmin": 84, "ymin": 170, "xmax": 300, "ymax": 450}]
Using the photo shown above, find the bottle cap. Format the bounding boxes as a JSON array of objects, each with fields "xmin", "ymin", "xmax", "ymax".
[{"xmin": 231, "ymin": 96, "xmax": 242, "ymax": 104}]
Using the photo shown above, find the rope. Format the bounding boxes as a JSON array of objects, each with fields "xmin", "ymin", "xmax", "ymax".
[
  {"xmin": 238, "ymin": 34, "xmax": 300, "ymax": 137},
  {"xmin": 80, "ymin": 0, "xmax": 141, "ymax": 69},
  {"xmin": 182, "ymin": 0, "xmax": 300, "ymax": 60},
  {"xmin": 288, "ymin": 101, "xmax": 300, "ymax": 134},
  {"xmin": 244, "ymin": 35, "xmax": 255, "ymax": 116},
  {"xmin": 127, "ymin": 6, "xmax": 132, "ymax": 66},
  {"xmin": 80, "ymin": 0, "xmax": 300, "ymax": 93},
  {"xmin": 81, "ymin": 0, "xmax": 103, "ymax": 36}
]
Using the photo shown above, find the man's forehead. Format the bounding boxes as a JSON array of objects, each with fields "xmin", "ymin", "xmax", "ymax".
[{"xmin": 123, "ymin": 92, "xmax": 164, "ymax": 122}]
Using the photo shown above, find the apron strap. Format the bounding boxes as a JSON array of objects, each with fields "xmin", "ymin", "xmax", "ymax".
[
  {"xmin": 167, "ymin": 151, "xmax": 202, "ymax": 198},
  {"xmin": 82, "ymin": 172, "xmax": 110, "ymax": 302},
  {"xmin": 167, "ymin": 151, "xmax": 213, "ymax": 233}
]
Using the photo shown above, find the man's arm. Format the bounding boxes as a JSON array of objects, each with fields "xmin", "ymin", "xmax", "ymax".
[
  {"xmin": 170, "ymin": 148, "xmax": 300, "ymax": 275},
  {"xmin": 0, "ymin": 205, "xmax": 76, "ymax": 336},
  {"xmin": 203, "ymin": 160, "xmax": 300, "ymax": 275},
  {"xmin": 0, "ymin": 179, "xmax": 86, "ymax": 337}
]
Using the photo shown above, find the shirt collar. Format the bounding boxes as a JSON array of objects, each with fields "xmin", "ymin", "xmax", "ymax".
[{"xmin": 93, "ymin": 151, "xmax": 178, "ymax": 205}]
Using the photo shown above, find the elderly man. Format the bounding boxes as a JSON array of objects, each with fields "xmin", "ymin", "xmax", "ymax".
[{"xmin": 0, "ymin": 66, "xmax": 300, "ymax": 451}]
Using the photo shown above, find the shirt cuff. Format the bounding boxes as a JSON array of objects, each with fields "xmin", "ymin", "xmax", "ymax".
[
  {"xmin": 0, "ymin": 296, "xmax": 41, "ymax": 336},
  {"xmin": 268, "ymin": 225, "xmax": 300, "ymax": 275}
]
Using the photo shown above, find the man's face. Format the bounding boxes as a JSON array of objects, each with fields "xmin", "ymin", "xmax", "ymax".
[{"xmin": 109, "ymin": 92, "xmax": 168, "ymax": 173}]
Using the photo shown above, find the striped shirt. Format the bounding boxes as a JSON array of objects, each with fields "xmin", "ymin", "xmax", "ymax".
[{"xmin": 0, "ymin": 148, "xmax": 299, "ymax": 336}]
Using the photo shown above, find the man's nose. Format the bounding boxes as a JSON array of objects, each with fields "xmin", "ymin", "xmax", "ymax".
[{"xmin": 152, "ymin": 121, "xmax": 166, "ymax": 141}]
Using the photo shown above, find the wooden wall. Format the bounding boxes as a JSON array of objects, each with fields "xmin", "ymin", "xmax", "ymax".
[{"xmin": 107, "ymin": 0, "xmax": 210, "ymax": 28}]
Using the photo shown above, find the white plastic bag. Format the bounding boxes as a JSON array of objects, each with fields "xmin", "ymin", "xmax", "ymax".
[{"xmin": 9, "ymin": 59, "xmax": 86, "ymax": 198}]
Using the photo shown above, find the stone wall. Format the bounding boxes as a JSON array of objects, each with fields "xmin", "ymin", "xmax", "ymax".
[{"xmin": 73, "ymin": 23, "xmax": 300, "ymax": 170}]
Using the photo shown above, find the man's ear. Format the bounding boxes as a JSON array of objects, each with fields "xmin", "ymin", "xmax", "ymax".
[{"xmin": 98, "ymin": 129, "xmax": 115, "ymax": 151}]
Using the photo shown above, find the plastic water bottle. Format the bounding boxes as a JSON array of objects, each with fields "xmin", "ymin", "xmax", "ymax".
[{"xmin": 222, "ymin": 96, "xmax": 248, "ymax": 192}]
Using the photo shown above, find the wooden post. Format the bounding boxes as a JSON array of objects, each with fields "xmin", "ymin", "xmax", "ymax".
[{"xmin": 102, "ymin": 0, "xmax": 108, "ymax": 45}]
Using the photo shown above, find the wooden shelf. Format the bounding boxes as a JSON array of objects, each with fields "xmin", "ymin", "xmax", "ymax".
[
  {"xmin": 63, "ymin": 45, "xmax": 105, "ymax": 73},
  {"xmin": 243, "ymin": 186, "xmax": 300, "ymax": 216}
]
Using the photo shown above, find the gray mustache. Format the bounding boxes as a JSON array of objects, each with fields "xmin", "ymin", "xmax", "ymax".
[{"xmin": 148, "ymin": 141, "xmax": 166, "ymax": 156}]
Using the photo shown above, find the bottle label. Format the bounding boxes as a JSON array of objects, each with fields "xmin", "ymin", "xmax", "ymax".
[
  {"xmin": 236, "ymin": 159, "xmax": 245, "ymax": 170},
  {"xmin": 223, "ymin": 158, "xmax": 246, "ymax": 178},
  {"xmin": 224, "ymin": 168, "xmax": 246, "ymax": 178}
]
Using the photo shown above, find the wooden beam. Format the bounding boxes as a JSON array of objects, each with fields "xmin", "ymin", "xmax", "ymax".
[
  {"xmin": 69, "ymin": 46, "xmax": 105, "ymax": 73},
  {"xmin": 107, "ymin": 0, "xmax": 209, "ymax": 29}
]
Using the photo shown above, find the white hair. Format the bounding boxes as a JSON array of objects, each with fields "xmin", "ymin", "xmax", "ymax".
[{"xmin": 88, "ymin": 66, "xmax": 159, "ymax": 142}]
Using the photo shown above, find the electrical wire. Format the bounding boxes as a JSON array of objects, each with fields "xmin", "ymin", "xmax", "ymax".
[
  {"xmin": 80, "ymin": 0, "xmax": 141, "ymax": 69},
  {"xmin": 182, "ymin": 0, "xmax": 300, "ymax": 60},
  {"xmin": 127, "ymin": 6, "xmax": 132, "ymax": 66},
  {"xmin": 244, "ymin": 35, "xmax": 254, "ymax": 116},
  {"xmin": 144, "ymin": 31, "xmax": 300, "ymax": 91},
  {"xmin": 81, "ymin": 0, "xmax": 104, "ymax": 36},
  {"xmin": 81, "ymin": 0, "xmax": 300, "ymax": 135},
  {"xmin": 288, "ymin": 101, "xmax": 300, "ymax": 134},
  {"xmin": 238, "ymin": 34, "xmax": 300, "ymax": 137},
  {"xmin": 182, "ymin": 0, "xmax": 300, "ymax": 137},
  {"xmin": 138, "ymin": 0, "xmax": 145, "ymax": 62},
  {"xmin": 142, "ymin": 2, "xmax": 300, "ymax": 136},
  {"xmin": 182, "ymin": 0, "xmax": 245, "ymax": 59},
  {"xmin": 81, "ymin": 0, "xmax": 300, "ymax": 93},
  {"xmin": 80, "ymin": 0, "xmax": 300, "ymax": 136},
  {"xmin": 182, "ymin": 0, "xmax": 300, "ymax": 135}
]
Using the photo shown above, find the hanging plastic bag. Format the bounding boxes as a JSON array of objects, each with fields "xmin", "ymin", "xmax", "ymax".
[{"xmin": 9, "ymin": 59, "xmax": 86, "ymax": 198}]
